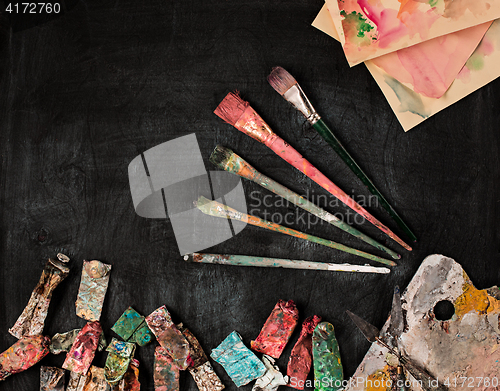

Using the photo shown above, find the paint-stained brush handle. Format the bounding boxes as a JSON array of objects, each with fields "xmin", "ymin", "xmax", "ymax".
[
  {"xmin": 313, "ymin": 118, "xmax": 417, "ymax": 242},
  {"xmin": 210, "ymin": 145, "xmax": 400, "ymax": 260},
  {"xmin": 214, "ymin": 92, "xmax": 411, "ymax": 252},
  {"xmin": 185, "ymin": 253, "xmax": 391, "ymax": 274},
  {"xmin": 195, "ymin": 196, "xmax": 396, "ymax": 266}
]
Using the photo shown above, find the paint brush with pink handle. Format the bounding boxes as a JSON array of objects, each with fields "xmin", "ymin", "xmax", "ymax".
[
  {"xmin": 214, "ymin": 91, "xmax": 411, "ymax": 251},
  {"xmin": 267, "ymin": 66, "xmax": 416, "ymax": 243}
]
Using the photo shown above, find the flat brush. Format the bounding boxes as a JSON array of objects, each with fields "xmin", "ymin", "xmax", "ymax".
[
  {"xmin": 210, "ymin": 145, "xmax": 399, "ymax": 260},
  {"xmin": 194, "ymin": 196, "xmax": 396, "ymax": 266},
  {"xmin": 184, "ymin": 253, "xmax": 391, "ymax": 274},
  {"xmin": 214, "ymin": 91, "xmax": 411, "ymax": 251},
  {"xmin": 267, "ymin": 66, "xmax": 417, "ymax": 243}
]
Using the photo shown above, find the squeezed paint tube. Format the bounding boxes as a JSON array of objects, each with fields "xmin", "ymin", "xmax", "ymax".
[
  {"xmin": 251, "ymin": 300, "xmax": 299, "ymax": 358},
  {"xmin": 189, "ymin": 361, "xmax": 225, "ymax": 391},
  {"xmin": 9, "ymin": 253, "xmax": 70, "ymax": 339},
  {"xmin": 111, "ymin": 307, "xmax": 153, "ymax": 346},
  {"xmin": 312, "ymin": 322, "xmax": 343, "ymax": 391},
  {"xmin": 145, "ymin": 305, "xmax": 192, "ymax": 370},
  {"xmin": 177, "ymin": 324, "xmax": 224, "ymax": 391},
  {"xmin": 40, "ymin": 366, "xmax": 65, "ymax": 391},
  {"xmin": 63, "ymin": 321, "xmax": 103, "ymax": 374},
  {"xmin": 104, "ymin": 338, "xmax": 136, "ymax": 386},
  {"xmin": 50, "ymin": 328, "xmax": 107, "ymax": 355},
  {"xmin": 252, "ymin": 355, "xmax": 288, "ymax": 391},
  {"xmin": 154, "ymin": 346, "xmax": 180, "ymax": 391},
  {"xmin": 66, "ymin": 369, "xmax": 110, "ymax": 391},
  {"xmin": 0, "ymin": 334, "xmax": 50, "ymax": 381},
  {"xmin": 287, "ymin": 315, "xmax": 322, "ymax": 390},
  {"xmin": 75, "ymin": 260, "xmax": 112, "ymax": 322},
  {"xmin": 113, "ymin": 358, "xmax": 140, "ymax": 391},
  {"xmin": 210, "ymin": 330, "xmax": 267, "ymax": 387}
]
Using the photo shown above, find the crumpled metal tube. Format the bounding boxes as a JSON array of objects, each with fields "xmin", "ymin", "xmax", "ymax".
[
  {"xmin": 113, "ymin": 358, "xmax": 140, "ymax": 391},
  {"xmin": 177, "ymin": 324, "xmax": 224, "ymax": 391},
  {"xmin": 9, "ymin": 253, "xmax": 70, "ymax": 339},
  {"xmin": 40, "ymin": 366, "xmax": 65, "ymax": 391},
  {"xmin": 253, "ymin": 355, "xmax": 288, "ymax": 391},
  {"xmin": 50, "ymin": 328, "xmax": 107, "ymax": 355},
  {"xmin": 154, "ymin": 346, "xmax": 180, "ymax": 391},
  {"xmin": 251, "ymin": 300, "xmax": 299, "ymax": 359},
  {"xmin": 75, "ymin": 260, "xmax": 112, "ymax": 322},
  {"xmin": 111, "ymin": 307, "xmax": 153, "ymax": 346},
  {"xmin": 211, "ymin": 330, "xmax": 266, "ymax": 387},
  {"xmin": 146, "ymin": 305, "xmax": 193, "ymax": 369},
  {"xmin": 104, "ymin": 338, "xmax": 136, "ymax": 386},
  {"xmin": 63, "ymin": 321, "xmax": 103, "ymax": 374},
  {"xmin": 312, "ymin": 322, "xmax": 343, "ymax": 391},
  {"xmin": 0, "ymin": 335, "xmax": 50, "ymax": 381},
  {"xmin": 67, "ymin": 366, "xmax": 110, "ymax": 391},
  {"xmin": 287, "ymin": 315, "xmax": 322, "ymax": 390}
]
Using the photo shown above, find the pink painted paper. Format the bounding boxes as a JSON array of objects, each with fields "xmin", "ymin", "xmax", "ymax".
[{"xmin": 327, "ymin": 0, "xmax": 500, "ymax": 66}]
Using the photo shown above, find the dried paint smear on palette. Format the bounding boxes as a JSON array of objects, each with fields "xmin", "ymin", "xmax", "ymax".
[{"xmin": 345, "ymin": 254, "xmax": 500, "ymax": 391}]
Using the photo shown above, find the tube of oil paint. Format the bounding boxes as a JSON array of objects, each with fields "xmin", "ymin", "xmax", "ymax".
[
  {"xmin": 104, "ymin": 338, "xmax": 136, "ymax": 386},
  {"xmin": 154, "ymin": 346, "xmax": 180, "ymax": 391},
  {"xmin": 50, "ymin": 328, "xmax": 107, "ymax": 355},
  {"xmin": 287, "ymin": 315, "xmax": 322, "ymax": 390},
  {"xmin": 145, "ymin": 305, "xmax": 192, "ymax": 370},
  {"xmin": 211, "ymin": 331, "xmax": 267, "ymax": 387},
  {"xmin": 9, "ymin": 254, "xmax": 70, "ymax": 339},
  {"xmin": 251, "ymin": 300, "xmax": 299, "ymax": 359},
  {"xmin": 40, "ymin": 366, "xmax": 65, "ymax": 391},
  {"xmin": 252, "ymin": 355, "xmax": 288, "ymax": 391},
  {"xmin": 113, "ymin": 358, "xmax": 140, "ymax": 391},
  {"xmin": 75, "ymin": 260, "xmax": 112, "ymax": 322},
  {"xmin": 62, "ymin": 321, "xmax": 103, "ymax": 374},
  {"xmin": 112, "ymin": 307, "xmax": 153, "ymax": 346},
  {"xmin": 0, "ymin": 335, "xmax": 50, "ymax": 381},
  {"xmin": 312, "ymin": 322, "xmax": 343, "ymax": 391}
]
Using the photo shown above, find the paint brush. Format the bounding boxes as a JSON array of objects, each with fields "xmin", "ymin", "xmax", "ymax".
[
  {"xmin": 184, "ymin": 253, "xmax": 391, "ymax": 274},
  {"xmin": 214, "ymin": 92, "xmax": 411, "ymax": 251},
  {"xmin": 194, "ymin": 196, "xmax": 396, "ymax": 266},
  {"xmin": 267, "ymin": 67, "xmax": 417, "ymax": 243},
  {"xmin": 210, "ymin": 145, "xmax": 399, "ymax": 260}
]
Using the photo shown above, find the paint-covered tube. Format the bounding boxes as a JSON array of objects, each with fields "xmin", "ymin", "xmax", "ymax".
[
  {"xmin": 63, "ymin": 321, "xmax": 103, "ymax": 374},
  {"xmin": 251, "ymin": 300, "xmax": 299, "ymax": 359},
  {"xmin": 154, "ymin": 346, "xmax": 180, "ymax": 391},
  {"xmin": 50, "ymin": 328, "xmax": 107, "ymax": 355},
  {"xmin": 312, "ymin": 322, "xmax": 343, "ymax": 391},
  {"xmin": 287, "ymin": 315, "xmax": 322, "ymax": 390},
  {"xmin": 0, "ymin": 335, "xmax": 50, "ymax": 381},
  {"xmin": 112, "ymin": 307, "xmax": 153, "ymax": 346},
  {"xmin": 9, "ymin": 254, "xmax": 70, "ymax": 339},
  {"xmin": 104, "ymin": 338, "xmax": 136, "ymax": 386},
  {"xmin": 40, "ymin": 366, "xmax": 65, "ymax": 391},
  {"xmin": 75, "ymin": 260, "xmax": 112, "ymax": 322},
  {"xmin": 252, "ymin": 355, "xmax": 288, "ymax": 391},
  {"xmin": 146, "ymin": 305, "xmax": 192, "ymax": 370},
  {"xmin": 211, "ymin": 331, "xmax": 266, "ymax": 387},
  {"xmin": 113, "ymin": 359, "xmax": 140, "ymax": 391}
]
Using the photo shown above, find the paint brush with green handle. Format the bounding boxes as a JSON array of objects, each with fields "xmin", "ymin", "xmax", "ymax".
[
  {"xmin": 267, "ymin": 67, "xmax": 417, "ymax": 243},
  {"xmin": 195, "ymin": 196, "xmax": 396, "ymax": 266},
  {"xmin": 210, "ymin": 145, "xmax": 400, "ymax": 260}
]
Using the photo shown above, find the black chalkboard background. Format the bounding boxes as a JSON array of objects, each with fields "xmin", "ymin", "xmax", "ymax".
[{"xmin": 0, "ymin": 1, "xmax": 499, "ymax": 390}]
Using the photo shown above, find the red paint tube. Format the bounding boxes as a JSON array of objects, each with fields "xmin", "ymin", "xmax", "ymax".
[
  {"xmin": 286, "ymin": 315, "xmax": 322, "ymax": 389},
  {"xmin": 154, "ymin": 346, "xmax": 180, "ymax": 391},
  {"xmin": 63, "ymin": 321, "xmax": 103, "ymax": 374},
  {"xmin": 251, "ymin": 300, "xmax": 299, "ymax": 358},
  {"xmin": 0, "ymin": 335, "xmax": 50, "ymax": 381}
]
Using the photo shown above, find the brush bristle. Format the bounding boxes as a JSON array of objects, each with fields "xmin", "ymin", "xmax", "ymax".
[
  {"xmin": 267, "ymin": 67, "xmax": 297, "ymax": 95},
  {"xmin": 210, "ymin": 145, "xmax": 233, "ymax": 168},
  {"xmin": 214, "ymin": 91, "xmax": 249, "ymax": 125}
]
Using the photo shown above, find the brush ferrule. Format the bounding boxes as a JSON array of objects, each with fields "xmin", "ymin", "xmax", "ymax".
[{"xmin": 283, "ymin": 84, "xmax": 321, "ymax": 125}]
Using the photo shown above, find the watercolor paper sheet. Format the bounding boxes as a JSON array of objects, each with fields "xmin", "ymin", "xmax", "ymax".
[
  {"xmin": 313, "ymin": 5, "xmax": 500, "ymax": 131},
  {"xmin": 325, "ymin": 0, "xmax": 500, "ymax": 66}
]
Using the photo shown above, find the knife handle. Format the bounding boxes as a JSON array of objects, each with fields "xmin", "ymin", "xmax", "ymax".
[{"xmin": 399, "ymin": 356, "xmax": 448, "ymax": 391}]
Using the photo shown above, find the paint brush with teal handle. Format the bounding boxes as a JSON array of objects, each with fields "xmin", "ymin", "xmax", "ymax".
[
  {"xmin": 267, "ymin": 67, "xmax": 417, "ymax": 243},
  {"xmin": 194, "ymin": 196, "xmax": 396, "ymax": 266},
  {"xmin": 210, "ymin": 145, "xmax": 400, "ymax": 260}
]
